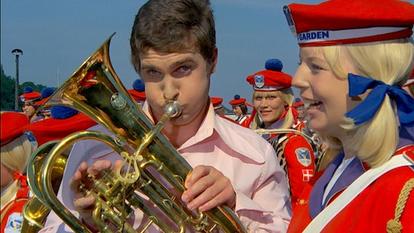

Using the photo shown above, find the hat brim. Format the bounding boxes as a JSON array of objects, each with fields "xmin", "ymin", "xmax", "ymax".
[{"xmin": 128, "ymin": 89, "xmax": 146, "ymax": 101}]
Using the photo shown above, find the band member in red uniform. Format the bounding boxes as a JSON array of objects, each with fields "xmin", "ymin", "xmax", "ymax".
[
  {"xmin": 1, "ymin": 112, "xmax": 35, "ymax": 233},
  {"xmin": 210, "ymin": 96, "xmax": 225, "ymax": 116},
  {"xmin": 128, "ymin": 79, "xmax": 146, "ymax": 106},
  {"xmin": 19, "ymin": 87, "xmax": 41, "ymax": 121},
  {"xmin": 246, "ymin": 58, "xmax": 316, "ymax": 206},
  {"xmin": 292, "ymin": 98, "xmax": 305, "ymax": 122},
  {"xmin": 283, "ymin": 0, "xmax": 414, "ymax": 232},
  {"xmin": 228, "ymin": 94, "xmax": 249, "ymax": 125}
]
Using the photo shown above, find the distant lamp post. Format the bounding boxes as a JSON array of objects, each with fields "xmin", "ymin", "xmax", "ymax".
[{"xmin": 11, "ymin": 48, "xmax": 23, "ymax": 111}]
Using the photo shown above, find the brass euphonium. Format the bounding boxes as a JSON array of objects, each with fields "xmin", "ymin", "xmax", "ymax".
[
  {"xmin": 24, "ymin": 34, "xmax": 246, "ymax": 233},
  {"xmin": 22, "ymin": 141, "xmax": 66, "ymax": 232}
]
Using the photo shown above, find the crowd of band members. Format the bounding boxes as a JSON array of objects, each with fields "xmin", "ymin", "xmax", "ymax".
[
  {"xmin": 2, "ymin": 86, "xmax": 316, "ymax": 232},
  {"xmin": 1, "ymin": 0, "xmax": 414, "ymax": 232}
]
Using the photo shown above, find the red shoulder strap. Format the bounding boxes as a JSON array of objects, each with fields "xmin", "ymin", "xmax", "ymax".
[
  {"xmin": 12, "ymin": 172, "xmax": 30, "ymax": 199},
  {"xmin": 397, "ymin": 144, "xmax": 414, "ymax": 161}
]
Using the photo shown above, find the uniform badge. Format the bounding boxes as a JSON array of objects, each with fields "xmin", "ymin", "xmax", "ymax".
[
  {"xmin": 5, "ymin": 213, "xmax": 23, "ymax": 233},
  {"xmin": 254, "ymin": 74, "xmax": 265, "ymax": 88},
  {"xmin": 295, "ymin": 147, "xmax": 311, "ymax": 167},
  {"xmin": 302, "ymin": 169, "xmax": 314, "ymax": 182}
]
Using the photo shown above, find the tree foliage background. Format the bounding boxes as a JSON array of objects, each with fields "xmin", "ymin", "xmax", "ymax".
[{"xmin": 1, "ymin": 65, "xmax": 47, "ymax": 111}]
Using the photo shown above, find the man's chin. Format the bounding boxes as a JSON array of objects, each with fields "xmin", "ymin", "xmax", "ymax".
[{"xmin": 167, "ymin": 115, "xmax": 193, "ymax": 127}]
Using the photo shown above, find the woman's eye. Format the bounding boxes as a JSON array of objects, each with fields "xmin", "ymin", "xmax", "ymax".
[{"xmin": 311, "ymin": 63, "xmax": 325, "ymax": 71}]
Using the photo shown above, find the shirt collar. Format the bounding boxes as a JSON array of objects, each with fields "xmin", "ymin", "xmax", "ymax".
[
  {"xmin": 398, "ymin": 124, "xmax": 414, "ymax": 148},
  {"xmin": 267, "ymin": 117, "xmax": 285, "ymax": 129},
  {"xmin": 308, "ymin": 152, "xmax": 365, "ymax": 218},
  {"xmin": 142, "ymin": 101, "xmax": 265, "ymax": 164},
  {"xmin": 141, "ymin": 101, "xmax": 215, "ymax": 149}
]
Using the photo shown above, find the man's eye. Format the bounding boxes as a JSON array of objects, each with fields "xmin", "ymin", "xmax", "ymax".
[
  {"xmin": 255, "ymin": 96, "xmax": 263, "ymax": 101},
  {"xmin": 144, "ymin": 69, "xmax": 162, "ymax": 78},
  {"xmin": 148, "ymin": 69, "xmax": 159, "ymax": 75},
  {"xmin": 174, "ymin": 65, "xmax": 192, "ymax": 76}
]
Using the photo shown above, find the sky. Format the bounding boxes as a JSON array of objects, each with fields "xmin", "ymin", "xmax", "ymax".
[{"xmin": 1, "ymin": 0, "xmax": 321, "ymax": 109}]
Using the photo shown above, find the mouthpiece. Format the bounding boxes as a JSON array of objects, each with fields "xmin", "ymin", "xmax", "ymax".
[{"xmin": 164, "ymin": 101, "xmax": 182, "ymax": 118}]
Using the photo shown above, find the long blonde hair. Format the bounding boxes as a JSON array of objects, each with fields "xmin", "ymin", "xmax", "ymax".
[
  {"xmin": 320, "ymin": 38, "xmax": 414, "ymax": 168},
  {"xmin": 1, "ymin": 134, "xmax": 34, "ymax": 211},
  {"xmin": 1, "ymin": 134, "xmax": 34, "ymax": 172}
]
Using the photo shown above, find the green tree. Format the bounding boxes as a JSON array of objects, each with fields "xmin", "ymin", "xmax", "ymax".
[
  {"xmin": 1, "ymin": 65, "xmax": 48, "ymax": 111},
  {"xmin": 1, "ymin": 65, "xmax": 16, "ymax": 111}
]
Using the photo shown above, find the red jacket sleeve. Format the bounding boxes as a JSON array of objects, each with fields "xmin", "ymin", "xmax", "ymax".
[{"xmin": 283, "ymin": 134, "xmax": 316, "ymax": 204}]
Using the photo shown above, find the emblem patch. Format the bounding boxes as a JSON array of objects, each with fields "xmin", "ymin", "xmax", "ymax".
[
  {"xmin": 295, "ymin": 147, "xmax": 311, "ymax": 167},
  {"xmin": 5, "ymin": 213, "xmax": 23, "ymax": 233},
  {"xmin": 302, "ymin": 169, "xmax": 314, "ymax": 182},
  {"xmin": 254, "ymin": 74, "xmax": 265, "ymax": 88}
]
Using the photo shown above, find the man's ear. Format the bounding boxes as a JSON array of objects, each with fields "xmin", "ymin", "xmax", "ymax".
[{"xmin": 209, "ymin": 47, "xmax": 218, "ymax": 75}]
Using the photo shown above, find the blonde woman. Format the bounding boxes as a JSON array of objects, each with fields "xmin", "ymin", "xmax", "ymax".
[
  {"xmin": 1, "ymin": 112, "xmax": 35, "ymax": 233},
  {"xmin": 245, "ymin": 58, "xmax": 316, "ymax": 206},
  {"xmin": 283, "ymin": 0, "xmax": 414, "ymax": 232}
]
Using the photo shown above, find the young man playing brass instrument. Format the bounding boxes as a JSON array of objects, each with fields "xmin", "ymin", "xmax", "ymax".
[{"xmin": 39, "ymin": 0, "xmax": 291, "ymax": 232}]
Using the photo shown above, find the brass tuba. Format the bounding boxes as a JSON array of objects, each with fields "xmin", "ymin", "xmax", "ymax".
[
  {"xmin": 22, "ymin": 140, "xmax": 67, "ymax": 232},
  {"xmin": 24, "ymin": 34, "xmax": 246, "ymax": 233}
]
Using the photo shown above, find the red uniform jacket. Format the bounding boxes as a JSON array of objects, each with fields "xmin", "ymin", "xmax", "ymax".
[
  {"xmin": 243, "ymin": 109, "xmax": 316, "ymax": 205},
  {"xmin": 267, "ymin": 120, "xmax": 316, "ymax": 206},
  {"xmin": 288, "ymin": 146, "xmax": 414, "ymax": 233}
]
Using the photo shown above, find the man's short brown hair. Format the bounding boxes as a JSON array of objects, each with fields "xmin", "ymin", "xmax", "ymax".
[{"xmin": 130, "ymin": 0, "xmax": 216, "ymax": 73}]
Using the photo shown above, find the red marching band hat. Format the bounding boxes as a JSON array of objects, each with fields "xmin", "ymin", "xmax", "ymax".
[
  {"xmin": 19, "ymin": 87, "xmax": 41, "ymax": 102},
  {"xmin": 0, "ymin": 112, "xmax": 30, "ymax": 146},
  {"xmin": 228, "ymin": 95, "xmax": 246, "ymax": 106},
  {"xmin": 34, "ymin": 87, "xmax": 56, "ymax": 107},
  {"xmin": 246, "ymin": 59, "xmax": 292, "ymax": 91},
  {"xmin": 210, "ymin": 96, "xmax": 223, "ymax": 109},
  {"xmin": 128, "ymin": 79, "xmax": 146, "ymax": 102},
  {"xmin": 292, "ymin": 98, "xmax": 305, "ymax": 108},
  {"xmin": 283, "ymin": 0, "xmax": 414, "ymax": 47}
]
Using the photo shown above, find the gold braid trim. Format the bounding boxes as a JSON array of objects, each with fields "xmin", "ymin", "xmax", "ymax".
[{"xmin": 387, "ymin": 178, "xmax": 414, "ymax": 233}]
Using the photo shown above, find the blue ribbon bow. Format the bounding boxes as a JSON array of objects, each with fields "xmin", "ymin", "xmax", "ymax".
[{"xmin": 345, "ymin": 73, "xmax": 414, "ymax": 125}]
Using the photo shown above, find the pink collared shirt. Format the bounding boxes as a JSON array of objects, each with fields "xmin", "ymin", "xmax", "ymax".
[{"xmin": 40, "ymin": 103, "xmax": 291, "ymax": 233}]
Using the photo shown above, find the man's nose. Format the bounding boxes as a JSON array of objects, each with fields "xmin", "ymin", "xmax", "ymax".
[{"xmin": 162, "ymin": 78, "xmax": 179, "ymax": 101}]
